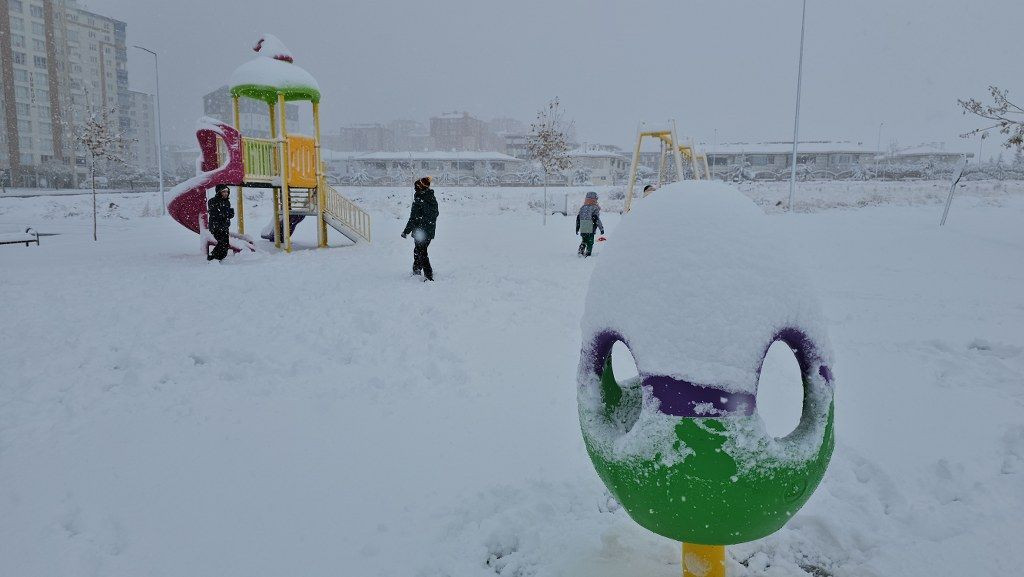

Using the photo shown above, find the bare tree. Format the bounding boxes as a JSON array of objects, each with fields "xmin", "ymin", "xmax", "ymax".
[
  {"xmin": 528, "ymin": 97, "xmax": 574, "ymax": 225},
  {"xmin": 958, "ymin": 86, "xmax": 1024, "ymax": 150},
  {"xmin": 77, "ymin": 105, "xmax": 130, "ymax": 241}
]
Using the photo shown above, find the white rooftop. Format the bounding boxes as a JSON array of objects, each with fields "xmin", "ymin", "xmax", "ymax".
[
  {"xmin": 349, "ymin": 151, "xmax": 521, "ymax": 162},
  {"xmin": 701, "ymin": 141, "xmax": 880, "ymax": 155}
]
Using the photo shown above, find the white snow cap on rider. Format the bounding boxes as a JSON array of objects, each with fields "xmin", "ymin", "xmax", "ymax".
[{"xmin": 582, "ymin": 180, "xmax": 832, "ymax": 394}]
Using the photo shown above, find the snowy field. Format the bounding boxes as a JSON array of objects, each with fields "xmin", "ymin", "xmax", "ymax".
[{"xmin": 1, "ymin": 181, "xmax": 1022, "ymax": 576}]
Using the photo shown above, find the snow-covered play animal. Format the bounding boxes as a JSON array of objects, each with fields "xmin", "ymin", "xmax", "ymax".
[{"xmin": 577, "ymin": 181, "xmax": 835, "ymax": 570}]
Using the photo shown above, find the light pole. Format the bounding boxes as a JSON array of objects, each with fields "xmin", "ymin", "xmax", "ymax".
[
  {"xmin": 876, "ymin": 121, "xmax": 884, "ymax": 175},
  {"xmin": 712, "ymin": 128, "xmax": 718, "ymax": 180},
  {"xmin": 787, "ymin": 0, "xmax": 807, "ymax": 211},
  {"xmin": 133, "ymin": 45, "xmax": 165, "ymax": 212}
]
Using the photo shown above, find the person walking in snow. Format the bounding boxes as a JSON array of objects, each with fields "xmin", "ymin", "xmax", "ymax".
[
  {"xmin": 207, "ymin": 184, "xmax": 234, "ymax": 261},
  {"xmin": 402, "ymin": 176, "xmax": 439, "ymax": 281},
  {"xmin": 575, "ymin": 191, "xmax": 605, "ymax": 257}
]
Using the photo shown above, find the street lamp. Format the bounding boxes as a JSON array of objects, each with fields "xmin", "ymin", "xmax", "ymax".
[
  {"xmin": 787, "ymin": 0, "xmax": 808, "ymax": 211},
  {"xmin": 876, "ymin": 121, "xmax": 884, "ymax": 175},
  {"xmin": 133, "ymin": 45, "xmax": 165, "ymax": 212}
]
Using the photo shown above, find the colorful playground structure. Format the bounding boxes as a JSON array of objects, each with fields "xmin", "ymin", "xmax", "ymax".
[
  {"xmin": 624, "ymin": 120, "xmax": 712, "ymax": 213},
  {"xmin": 167, "ymin": 35, "xmax": 370, "ymax": 255},
  {"xmin": 578, "ymin": 181, "xmax": 835, "ymax": 576}
]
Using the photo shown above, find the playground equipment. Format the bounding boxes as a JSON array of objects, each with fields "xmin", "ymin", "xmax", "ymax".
[
  {"xmin": 577, "ymin": 181, "xmax": 835, "ymax": 576},
  {"xmin": 624, "ymin": 120, "xmax": 711, "ymax": 213},
  {"xmin": 166, "ymin": 35, "xmax": 370, "ymax": 255}
]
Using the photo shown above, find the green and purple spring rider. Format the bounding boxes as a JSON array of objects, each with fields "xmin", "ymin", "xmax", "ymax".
[{"xmin": 577, "ymin": 181, "xmax": 835, "ymax": 576}]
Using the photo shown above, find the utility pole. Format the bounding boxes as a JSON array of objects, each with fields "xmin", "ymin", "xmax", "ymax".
[
  {"xmin": 133, "ymin": 45, "xmax": 165, "ymax": 213},
  {"xmin": 787, "ymin": 0, "xmax": 808, "ymax": 211}
]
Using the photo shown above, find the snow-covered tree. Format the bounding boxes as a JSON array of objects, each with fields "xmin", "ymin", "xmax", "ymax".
[
  {"xmin": 528, "ymin": 97, "xmax": 574, "ymax": 224},
  {"xmin": 571, "ymin": 166, "xmax": 593, "ymax": 185},
  {"xmin": 76, "ymin": 105, "xmax": 130, "ymax": 241},
  {"xmin": 480, "ymin": 165, "xmax": 500, "ymax": 186},
  {"xmin": 959, "ymin": 86, "xmax": 1024, "ymax": 150}
]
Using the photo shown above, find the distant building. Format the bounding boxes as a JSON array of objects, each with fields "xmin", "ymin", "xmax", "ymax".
[
  {"xmin": 503, "ymin": 133, "xmax": 530, "ymax": 160},
  {"xmin": 332, "ymin": 123, "xmax": 393, "ymax": 152},
  {"xmin": 0, "ymin": 0, "xmax": 146, "ymax": 186},
  {"xmin": 568, "ymin": 145, "xmax": 630, "ymax": 185},
  {"xmin": 202, "ymin": 85, "xmax": 299, "ymax": 138},
  {"xmin": 126, "ymin": 90, "xmax": 156, "ymax": 173},
  {"xmin": 687, "ymin": 141, "xmax": 970, "ymax": 180},
  {"xmin": 389, "ymin": 118, "xmax": 432, "ymax": 151},
  {"xmin": 430, "ymin": 111, "xmax": 489, "ymax": 151},
  {"xmin": 488, "ymin": 117, "xmax": 526, "ymax": 136},
  {"xmin": 325, "ymin": 150, "xmax": 523, "ymax": 186}
]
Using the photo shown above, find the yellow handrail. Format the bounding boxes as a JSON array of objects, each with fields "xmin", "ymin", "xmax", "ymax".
[{"xmin": 323, "ymin": 182, "xmax": 371, "ymax": 243}]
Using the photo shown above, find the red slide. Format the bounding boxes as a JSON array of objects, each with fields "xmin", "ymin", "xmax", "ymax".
[{"xmin": 166, "ymin": 117, "xmax": 255, "ymax": 254}]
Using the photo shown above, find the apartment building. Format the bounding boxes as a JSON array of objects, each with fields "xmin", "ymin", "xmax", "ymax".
[
  {"xmin": 0, "ymin": 0, "xmax": 140, "ymax": 187},
  {"xmin": 126, "ymin": 89, "xmax": 155, "ymax": 173},
  {"xmin": 202, "ymin": 85, "xmax": 299, "ymax": 139}
]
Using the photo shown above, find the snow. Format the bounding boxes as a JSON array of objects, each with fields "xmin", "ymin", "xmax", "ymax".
[
  {"xmin": 583, "ymin": 181, "xmax": 832, "ymax": 392},
  {"xmin": 1, "ymin": 181, "xmax": 1023, "ymax": 576},
  {"xmin": 228, "ymin": 34, "xmax": 319, "ymax": 94}
]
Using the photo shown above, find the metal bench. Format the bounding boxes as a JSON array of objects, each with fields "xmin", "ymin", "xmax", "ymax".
[{"xmin": 0, "ymin": 226, "xmax": 40, "ymax": 247}]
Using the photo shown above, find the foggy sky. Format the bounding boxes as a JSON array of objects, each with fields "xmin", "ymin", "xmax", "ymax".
[{"xmin": 84, "ymin": 0, "xmax": 1021, "ymax": 155}]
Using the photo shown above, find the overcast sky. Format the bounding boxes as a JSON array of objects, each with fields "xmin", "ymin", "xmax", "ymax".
[{"xmin": 84, "ymin": 0, "xmax": 1021, "ymax": 155}]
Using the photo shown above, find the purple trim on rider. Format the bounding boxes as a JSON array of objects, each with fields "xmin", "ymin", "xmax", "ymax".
[
  {"xmin": 763, "ymin": 327, "xmax": 833, "ymax": 385},
  {"xmin": 587, "ymin": 326, "xmax": 832, "ymax": 418},
  {"xmin": 643, "ymin": 375, "xmax": 756, "ymax": 417}
]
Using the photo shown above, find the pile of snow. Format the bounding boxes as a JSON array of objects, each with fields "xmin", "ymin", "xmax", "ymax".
[{"xmin": 1, "ymin": 182, "xmax": 1023, "ymax": 576}]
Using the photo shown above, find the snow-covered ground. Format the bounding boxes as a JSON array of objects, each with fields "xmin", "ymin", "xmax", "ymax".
[{"xmin": 1, "ymin": 181, "xmax": 1022, "ymax": 576}]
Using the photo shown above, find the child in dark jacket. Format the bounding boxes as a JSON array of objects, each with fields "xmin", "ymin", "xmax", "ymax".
[
  {"xmin": 401, "ymin": 176, "xmax": 439, "ymax": 280},
  {"xmin": 207, "ymin": 184, "xmax": 234, "ymax": 261},
  {"xmin": 575, "ymin": 191, "xmax": 604, "ymax": 257}
]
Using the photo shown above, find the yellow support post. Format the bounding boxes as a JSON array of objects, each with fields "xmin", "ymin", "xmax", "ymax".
[
  {"xmin": 232, "ymin": 94, "xmax": 245, "ymax": 234},
  {"xmin": 312, "ymin": 101, "xmax": 327, "ymax": 248},
  {"xmin": 624, "ymin": 124, "xmax": 643, "ymax": 213},
  {"xmin": 277, "ymin": 92, "xmax": 292, "ymax": 253},
  {"xmin": 682, "ymin": 543, "xmax": 725, "ymax": 577},
  {"xmin": 269, "ymin": 102, "xmax": 281, "ymax": 248}
]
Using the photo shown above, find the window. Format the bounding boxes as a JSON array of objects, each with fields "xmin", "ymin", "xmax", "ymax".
[
  {"xmin": 749, "ymin": 155, "xmax": 770, "ymax": 166},
  {"xmin": 708, "ymin": 155, "xmax": 729, "ymax": 166},
  {"xmin": 16, "ymin": 102, "xmax": 30, "ymax": 116},
  {"xmin": 32, "ymin": 21, "xmax": 44, "ymax": 35},
  {"xmin": 456, "ymin": 161, "xmax": 474, "ymax": 170},
  {"xmin": 12, "ymin": 34, "xmax": 25, "ymax": 48},
  {"xmin": 13, "ymin": 69, "xmax": 29, "ymax": 82},
  {"xmin": 34, "ymin": 55, "xmax": 47, "ymax": 68},
  {"xmin": 490, "ymin": 162, "xmax": 505, "ymax": 171},
  {"xmin": 13, "ymin": 51, "xmax": 26, "ymax": 65},
  {"xmin": 21, "ymin": 153, "xmax": 34, "ymax": 165},
  {"xmin": 30, "ymin": 4, "xmax": 44, "ymax": 18},
  {"xmin": 10, "ymin": 18, "xmax": 23, "ymax": 31},
  {"xmin": 10, "ymin": 0, "xmax": 23, "ymax": 11},
  {"xmin": 15, "ymin": 85, "xmax": 29, "ymax": 99},
  {"xmin": 33, "ymin": 38, "xmax": 45, "ymax": 51}
]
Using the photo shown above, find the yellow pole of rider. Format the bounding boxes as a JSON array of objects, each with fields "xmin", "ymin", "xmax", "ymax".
[
  {"xmin": 232, "ymin": 94, "xmax": 245, "ymax": 234},
  {"xmin": 682, "ymin": 543, "xmax": 725, "ymax": 577},
  {"xmin": 278, "ymin": 91, "xmax": 292, "ymax": 253},
  {"xmin": 269, "ymin": 102, "xmax": 281, "ymax": 248},
  {"xmin": 313, "ymin": 100, "xmax": 327, "ymax": 248}
]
